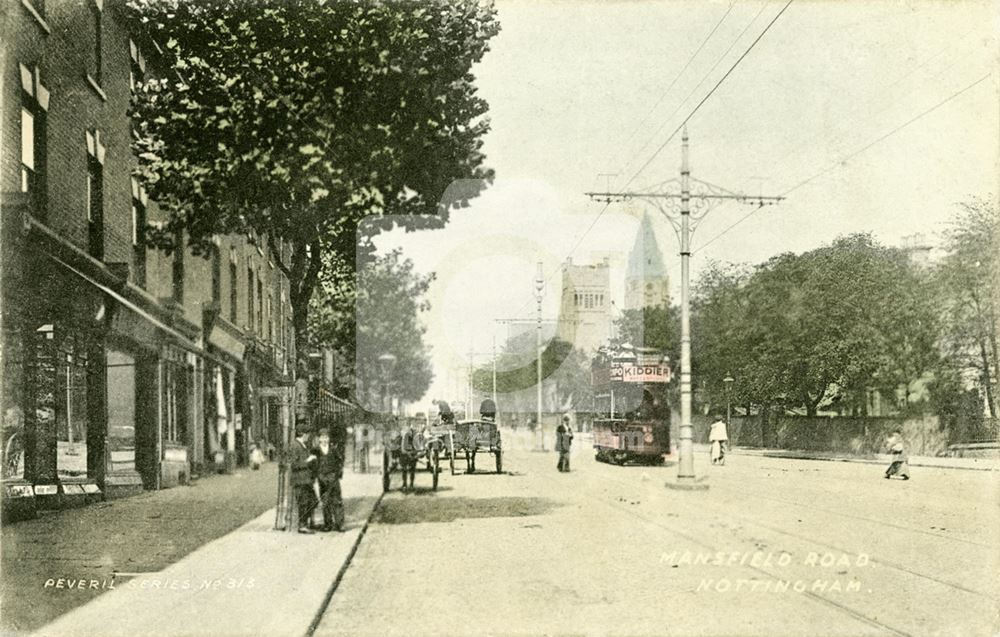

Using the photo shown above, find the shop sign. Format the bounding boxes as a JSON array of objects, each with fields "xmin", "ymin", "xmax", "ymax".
[
  {"xmin": 34, "ymin": 484, "xmax": 58, "ymax": 495},
  {"xmin": 61, "ymin": 484, "xmax": 85, "ymax": 495}
]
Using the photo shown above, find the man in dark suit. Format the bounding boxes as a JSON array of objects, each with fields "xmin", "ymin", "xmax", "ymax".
[
  {"xmin": 314, "ymin": 425, "xmax": 346, "ymax": 531},
  {"xmin": 291, "ymin": 419, "xmax": 318, "ymax": 534}
]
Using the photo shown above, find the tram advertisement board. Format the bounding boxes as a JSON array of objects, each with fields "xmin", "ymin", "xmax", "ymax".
[{"xmin": 610, "ymin": 361, "xmax": 672, "ymax": 383}]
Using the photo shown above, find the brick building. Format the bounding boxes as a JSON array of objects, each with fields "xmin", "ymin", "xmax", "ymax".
[{"xmin": 1, "ymin": 0, "xmax": 293, "ymax": 517}]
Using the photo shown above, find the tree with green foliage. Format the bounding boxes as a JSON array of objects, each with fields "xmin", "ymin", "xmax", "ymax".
[
  {"xmin": 310, "ymin": 249, "xmax": 434, "ymax": 409},
  {"xmin": 692, "ymin": 234, "xmax": 939, "ymax": 418},
  {"xmin": 471, "ymin": 335, "xmax": 592, "ymax": 414},
  {"xmin": 933, "ymin": 198, "xmax": 998, "ymax": 420},
  {"xmin": 126, "ymin": 0, "xmax": 499, "ymax": 354}
]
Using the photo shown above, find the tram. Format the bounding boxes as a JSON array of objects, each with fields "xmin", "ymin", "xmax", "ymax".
[{"xmin": 591, "ymin": 346, "xmax": 672, "ymax": 465}]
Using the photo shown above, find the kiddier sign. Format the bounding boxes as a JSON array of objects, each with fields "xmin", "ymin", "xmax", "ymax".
[{"xmin": 611, "ymin": 362, "xmax": 672, "ymax": 383}]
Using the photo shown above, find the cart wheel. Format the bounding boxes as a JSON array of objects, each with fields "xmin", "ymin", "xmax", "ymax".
[
  {"xmin": 432, "ymin": 450, "xmax": 440, "ymax": 491},
  {"xmin": 382, "ymin": 450, "xmax": 391, "ymax": 492},
  {"xmin": 495, "ymin": 450, "xmax": 503, "ymax": 474}
]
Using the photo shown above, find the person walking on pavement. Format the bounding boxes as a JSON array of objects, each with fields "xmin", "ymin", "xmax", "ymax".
[
  {"xmin": 709, "ymin": 414, "xmax": 729, "ymax": 465},
  {"xmin": 291, "ymin": 419, "xmax": 319, "ymax": 534},
  {"xmin": 313, "ymin": 427, "xmax": 346, "ymax": 532},
  {"xmin": 556, "ymin": 415, "xmax": 574, "ymax": 472},
  {"xmin": 884, "ymin": 430, "xmax": 910, "ymax": 480}
]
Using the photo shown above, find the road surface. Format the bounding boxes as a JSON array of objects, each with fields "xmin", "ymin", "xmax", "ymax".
[{"xmin": 315, "ymin": 431, "xmax": 1000, "ymax": 637}]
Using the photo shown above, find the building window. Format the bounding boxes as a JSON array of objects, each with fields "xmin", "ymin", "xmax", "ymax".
[
  {"xmin": 268, "ymin": 291, "xmax": 275, "ymax": 344},
  {"xmin": 85, "ymin": 130, "xmax": 105, "ymax": 259},
  {"xmin": 211, "ymin": 244, "xmax": 221, "ymax": 305},
  {"xmin": 247, "ymin": 265, "xmax": 255, "ymax": 332},
  {"xmin": 20, "ymin": 64, "xmax": 49, "ymax": 217},
  {"xmin": 172, "ymin": 234, "xmax": 184, "ymax": 303},
  {"xmin": 256, "ymin": 276, "xmax": 263, "ymax": 337},
  {"xmin": 229, "ymin": 250, "xmax": 238, "ymax": 322},
  {"xmin": 24, "ymin": 0, "xmax": 47, "ymax": 20},
  {"xmin": 128, "ymin": 38, "xmax": 146, "ymax": 92},
  {"xmin": 91, "ymin": 0, "xmax": 103, "ymax": 85},
  {"xmin": 130, "ymin": 177, "xmax": 147, "ymax": 287}
]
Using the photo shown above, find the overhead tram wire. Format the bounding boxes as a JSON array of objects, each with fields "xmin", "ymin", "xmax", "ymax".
[
  {"xmin": 693, "ymin": 71, "xmax": 993, "ymax": 254},
  {"xmin": 612, "ymin": 1, "xmax": 736, "ymax": 169},
  {"xmin": 507, "ymin": 0, "xmax": 794, "ymax": 318},
  {"xmin": 623, "ymin": 0, "xmax": 794, "ymax": 189},
  {"xmin": 729, "ymin": 27, "xmax": 985, "ymax": 199},
  {"xmin": 620, "ymin": 1, "xmax": 769, "ymax": 186}
]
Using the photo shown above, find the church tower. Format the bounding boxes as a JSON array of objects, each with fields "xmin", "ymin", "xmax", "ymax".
[{"xmin": 624, "ymin": 214, "xmax": 669, "ymax": 311}]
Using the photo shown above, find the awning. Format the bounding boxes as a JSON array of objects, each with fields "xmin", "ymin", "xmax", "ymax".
[{"xmin": 47, "ymin": 253, "xmax": 236, "ymax": 372}]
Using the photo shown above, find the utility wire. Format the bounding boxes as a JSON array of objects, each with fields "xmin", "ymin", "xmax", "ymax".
[
  {"xmin": 693, "ymin": 70, "xmax": 992, "ymax": 254},
  {"xmin": 621, "ymin": 1, "xmax": 768, "ymax": 185},
  {"xmin": 624, "ymin": 0, "xmax": 794, "ymax": 188},
  {"xmin": 511, "ymin": 0, "xmax": 792, "ymax": 316},
  {"xmin": 613, "ymin": 1, "xmax": 736, "ymax": 170}
]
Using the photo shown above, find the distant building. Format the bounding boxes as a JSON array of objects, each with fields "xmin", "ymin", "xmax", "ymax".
[
  {"xmin": 625, "ymin": 214, "xmax": 669, "ymax": 311},
  {"xmin": 557, "ymin": 257, "xmax": 612, "ymax": 353},
  {"xmin": 901, "ymin": 233, "xmax": 933, "ymax": 269}
]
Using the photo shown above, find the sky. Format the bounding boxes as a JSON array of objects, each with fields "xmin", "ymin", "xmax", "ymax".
[{"xmin": 369, "ymin": 0, "xmax": 999, "ymax": 411}]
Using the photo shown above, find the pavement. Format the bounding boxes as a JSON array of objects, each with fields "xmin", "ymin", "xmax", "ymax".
[
  {"xmin": 729, "ymin": 446, "xmax": 1000, "ymax": 471},
  {"xmin": 1, "ymin": 463, "xmax": 281, "ymax": 635},
  {"xmin": 4, "ymin": 466, "xmax": 382, "ymax": 637}
]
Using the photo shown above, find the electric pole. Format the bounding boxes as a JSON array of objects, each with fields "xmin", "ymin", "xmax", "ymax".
[
  {"xmin": 586, "ymin": 127, "xmax": 783, "ymax": 489},
  {"xmin": 535, "ymin": 262, "xmax": 545, "ymax": 451}
]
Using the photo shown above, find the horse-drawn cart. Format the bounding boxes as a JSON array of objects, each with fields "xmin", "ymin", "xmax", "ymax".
[
  {"xmin": 381, "ymin": 422, "xmax": 444, "ymax": 492},
  {"xmin": 453, "ymin": 419, "xmax": 502, "ymax": 474}
]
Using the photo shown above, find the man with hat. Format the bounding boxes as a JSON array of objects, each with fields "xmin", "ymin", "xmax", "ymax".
[
  {"xmin": 313, "ymin": 423, "xmax": 346, "ymax": 531},
  {"xmin": 556, "ymin": 414, "xmax": 574, "ymax": 472},
  {"xmin": 291, "ymin": 417, "xmax": 319, "ymax": 534}
]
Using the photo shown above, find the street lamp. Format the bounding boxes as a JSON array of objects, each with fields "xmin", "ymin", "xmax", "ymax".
[
  {"xmin": 535, "ymin": 262, "xmax": 545, "ymax": 451},
  {"xmin": 723, "ymin": 374, "xmax": 734, "ymax": 432},
  {"xmin": 378, "ymin": 353, "xmax": 397, "ymax": 415}
]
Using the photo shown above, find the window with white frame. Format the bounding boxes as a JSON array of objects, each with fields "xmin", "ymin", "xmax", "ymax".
[
  {"xmin": 85, "ymin": 129, "xmax": 105, "ymax": 259},
  {"xmin": 20, "ymin": 64, "xmax": 49, "ymax": 215}
]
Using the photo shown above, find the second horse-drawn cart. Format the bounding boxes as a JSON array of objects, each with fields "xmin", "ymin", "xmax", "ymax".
[{"xmin": 381, "ymin": 420, "xmax": 445, "ymax": 492}]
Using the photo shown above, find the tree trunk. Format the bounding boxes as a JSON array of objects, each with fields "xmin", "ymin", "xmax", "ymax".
[
  {"xmin": 979, "ymin": 338, "xmax": 996, "ymax": 419},
  {"xmin": 288, "ymin": 239, "xmax": 324, "ymax": 366}
]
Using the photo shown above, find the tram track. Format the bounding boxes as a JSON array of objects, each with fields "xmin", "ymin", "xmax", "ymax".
[
  {"xmin": 532, "ymin": 451, "xmax": 999, "ymax": 637},
  {"xmin": 534, "ymin": 464, "xmax": 914, "ymax": 637},
  {"xmin": 589, "ymin": 461, "xmax": 998, "ymax": 600}
]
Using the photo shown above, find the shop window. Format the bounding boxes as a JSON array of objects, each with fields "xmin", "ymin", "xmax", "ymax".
[
  {"xmin": 56, "ymin": 348, "xmax": 90, "ymax": 479},
  {"xmin": 106, "ymin": 349, "xmax": 136, "ymax": 457},
  {"xmin": 130, "ymin": 177, "xmax": 147, "ymax": 287},
  {"xmin": 20, "ymin": 64, "xmax": 49, "ymax": 218},
  {"xmin": 85, "ymin": 130, "xmax": 105, "ymax": 259},
  {"xmin": 163, "ymin": 362, "xmax": 188, "ymax": 444}
]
